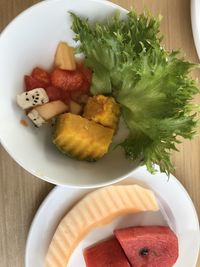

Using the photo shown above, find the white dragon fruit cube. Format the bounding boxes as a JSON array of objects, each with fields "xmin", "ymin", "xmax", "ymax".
[
  {"xmin": 28, "ymin": 109, "xmax": 45, "ymax": 127},
  {"xmin": 17, "ymin": 88, "xmax": 49, "ymax": 109}
]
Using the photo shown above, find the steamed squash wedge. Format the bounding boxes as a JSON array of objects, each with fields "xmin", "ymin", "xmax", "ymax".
[
  {"xmin": 83, "ymin": 95, "xmax": 120, "ymax": 131},
  {"xmin": 53, "ymin": 113, "xmax": 114, "ymax": 160}
]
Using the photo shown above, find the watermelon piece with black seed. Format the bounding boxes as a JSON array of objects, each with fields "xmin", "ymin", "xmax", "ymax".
[{"xmin": 114, "ymin": 226, "xmax": 178, "ymax": 267}]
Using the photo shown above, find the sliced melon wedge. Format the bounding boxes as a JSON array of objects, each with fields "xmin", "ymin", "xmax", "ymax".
[
  {"xmin": 35, "ymin": 100, "xmax": 68, "ymax": 121},
  {"xmin": 45, "ymin": 185, "xmax": 159, "ymax": 267},
  {"xmin": 55, "ymin": 42, "xmax": 76, "ymax": 71}
]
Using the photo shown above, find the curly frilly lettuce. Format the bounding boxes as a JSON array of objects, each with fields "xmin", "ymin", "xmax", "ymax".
[{"xmin": 70, "ymin": 10, "xmax": 199, "ymax": 175}]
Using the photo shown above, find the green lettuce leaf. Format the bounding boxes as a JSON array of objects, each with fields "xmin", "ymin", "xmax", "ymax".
[
  {"xmin": 70, "ymin": 10, "xmax": 161, "ymax": 95},
  {"xmin": 70, "ymin": 10, "xmax": 199, "ymax": 175},
  {"xmin": 119, "ymin": 49, "xmax": 198, "ymax": 174}
]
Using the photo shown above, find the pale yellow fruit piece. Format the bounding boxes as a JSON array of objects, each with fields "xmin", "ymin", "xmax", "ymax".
[
  {"xmin": 83, "ymin": 95, "xmax": 120, "ymax": 131},
  {"xmin": 55, "ymin": 42, "xmax": 76, "ymax": 70},
  {"xmin": 45, "ymin": 185, "xmax": 159, "ymax": 267},
  {"xmin": 35, "ymin": 100, "xmax": 68, "ymax": 121},
  {"xmin": 53, "ymin": 113, "xmax": 114, "ymax": 160},
  {"xmin": 69, "ymin": 100, "xmax": 82, "ymax": 115}
]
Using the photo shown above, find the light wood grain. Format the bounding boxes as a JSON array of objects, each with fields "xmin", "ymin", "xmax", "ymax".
[{"xmin": 0, "ymin": 0, "xmax": 199, "ymax": 266}]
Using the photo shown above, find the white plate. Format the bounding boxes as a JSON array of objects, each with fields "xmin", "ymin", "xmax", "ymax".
[
  {"xmin": 191, "ymin": 0, "xmax": 200, "ymax": 59},
  {"xmin": 25, "ymin": 166, "xmax": 200, "ymax": 267}
]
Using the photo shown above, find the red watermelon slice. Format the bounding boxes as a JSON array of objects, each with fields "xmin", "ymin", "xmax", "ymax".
[
  {"xmin": 83, "ymin": 237, "xmax": 131, "ymax": 267},
  {"xmin": 114, "ymin": 226, "xmax": 178, "ymax": 267}
]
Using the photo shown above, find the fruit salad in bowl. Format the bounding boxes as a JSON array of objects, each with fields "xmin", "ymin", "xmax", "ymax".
[{"xmin": 16, "ymin": 42, "xmax": 121, "ymax": 161}]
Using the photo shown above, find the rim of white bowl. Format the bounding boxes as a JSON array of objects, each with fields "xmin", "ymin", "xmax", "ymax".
[
  {"xmin": 0, "ymin": 0, "xmax": 136, "ymax": 188},
  {"xmin": 191, "ymin": 0, "xmax": 200, "ymax": 60}
]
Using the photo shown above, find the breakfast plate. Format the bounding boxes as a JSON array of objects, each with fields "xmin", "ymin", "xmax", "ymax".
[
  {"xmin": 25, "ymin": 166, "xmax": 200, "ymax": 267},
  {"xmin": 1, "ymin": 0, "xmax": 199, "ymax": 188},
  {"xmin": 191, "ymin": 0, "xmax": 200, "ymax": 59}
]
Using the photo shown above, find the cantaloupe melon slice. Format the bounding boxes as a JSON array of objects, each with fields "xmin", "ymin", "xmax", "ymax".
[
  {"xmin": 35, "ymin": 100, "xmax": 68, "ymax": 121},
  {"xmin": 55, "ymin": 42, "xmax": 76, "ymax": 71},
  {"xmin": 45, "ymin": 185, "xmax": 159, "ymax": 267}
]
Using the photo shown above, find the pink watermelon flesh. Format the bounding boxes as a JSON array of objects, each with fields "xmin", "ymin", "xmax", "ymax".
[
  {"xmin": 114, "ymin": 226, "xmax": 178, "ymax": 267},
  {"xmin": 83, "ymin": 236, "xmax": 131, "ymax": 267}
]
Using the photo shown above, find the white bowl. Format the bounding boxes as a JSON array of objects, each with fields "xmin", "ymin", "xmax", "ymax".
[{"xmin": 0, "ymin": 0, "xmax": 138, "ymax": 187}]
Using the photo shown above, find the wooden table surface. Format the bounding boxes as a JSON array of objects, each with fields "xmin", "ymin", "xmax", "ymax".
[{"xmin": 0, "ymin": 0, "xmax": 199, "ymax": 266}]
